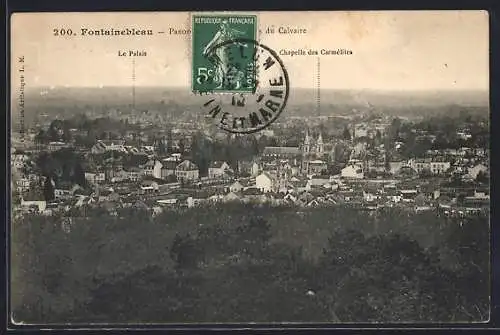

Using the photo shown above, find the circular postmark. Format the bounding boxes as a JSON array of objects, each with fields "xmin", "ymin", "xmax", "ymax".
[{"xmin": 200, "ymin": 38, "xmax": 290, "ymax": 134}]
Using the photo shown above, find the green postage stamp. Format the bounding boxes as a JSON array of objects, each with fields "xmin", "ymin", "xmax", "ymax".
[{"xmin": 191, "ymin": 14, "xmax": 257, "ymax": 93}]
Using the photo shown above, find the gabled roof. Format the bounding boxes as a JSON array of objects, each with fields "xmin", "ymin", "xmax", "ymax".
[
  {"xmin": 209, "ymin": 161, "xmax": 229, "ymax": 169},
  {"xmin": 230, "ymin": 180, "xmax": 244, "ymax": 188},
  {"xmin": 258, "ymin": 171, "xmax": 277, "ymax": 181},
  {"xmin": 176, "ymin": 160, "xmax": 198, "ymax": 171}
]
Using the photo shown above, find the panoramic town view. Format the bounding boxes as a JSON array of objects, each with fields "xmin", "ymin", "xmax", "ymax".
[
  {"xmin": 10, "ymin": 11, "xmax": 489, "ymax": 324},
  {"xmin": 11, "ymin": 86, "xmax": 490, "ymax": 323}
]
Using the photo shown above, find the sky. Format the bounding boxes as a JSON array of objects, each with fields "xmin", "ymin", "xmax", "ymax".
[{"xmin": 11, "ymin": 11, "xmax": 489, "ymax": 91}]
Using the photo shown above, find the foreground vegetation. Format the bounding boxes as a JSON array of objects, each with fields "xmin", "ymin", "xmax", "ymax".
[{"xmin": 11, "ymin": 205, "xmax": 489, "ymax": 323}]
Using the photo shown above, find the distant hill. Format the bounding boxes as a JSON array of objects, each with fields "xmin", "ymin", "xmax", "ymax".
[{"xmin": 12, "ymin": 86, "xmax": 489, "ymax": 126}]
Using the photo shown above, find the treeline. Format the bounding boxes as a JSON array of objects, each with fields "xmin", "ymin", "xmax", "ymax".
[
  {"xmin": 34, "ymin": 116, "xmax": 138, "ymax": 147},
  {"xmin": 385, "ymin": 116, "xmax": 489, "ymax": 159},
  {"xmin": 188, "ymin": 133, "xmax": 277, "ymax": 175},
  {"xmin": 34, "ymin": 149, "xmax": 89, "ymax": 191},
  {"xmin": 11, "ymin": 205, "xmax": 489, "ymax": 323}
]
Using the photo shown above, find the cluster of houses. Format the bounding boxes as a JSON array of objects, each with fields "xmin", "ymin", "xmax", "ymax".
[
  {"xmin": 11, "ymin": 119, "xmax": 490, "ymax": 220},
  {"xmin": 14, "ymin": 169, "xmax": 490, "ymax": 219}
]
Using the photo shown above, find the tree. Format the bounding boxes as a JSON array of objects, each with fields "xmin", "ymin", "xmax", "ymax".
[
  {"xmin": 178, "ymin": 139, "xmax": 186, "ymax": 154},
  {"xmin": 384, "ymin": 152, "xmax": 391, "ymax": 172},
  {"xmin": 476, "ymin": 171, "xmax": 489, "ymax": 184},
  {"xmin": 165, "ymin": 174, "xmax": 177, "ymax": 183},
  {"xmin": 236, "ymin": 216, "xmax": 272, "ymax": 259},
  {"xmin": 43, "ymin": 176, "xmax": 55, "ymax": 201},
  {"xmin": 166, "ymin": 131, "xmax": 174, "ymax": 154},
  {"xmin": 61, "ymin": 123, "xmax": 72, "ymax": 142},
  {"xmin": 375, "ymin": 130, "xmax": 382, "ymax": 144},
  {"xmin": 158, "ymin": 137, "xmax": 167, "ymax": 155},
  {"xmin": 73, "ymin": 161, "xmax": 87, "ymax": 187},
  {"xmin": 342, "ymin": 126, "xmax": 351, "ymax": 141},
  {"xmin": 170, "ymin": 233, "xmax": 202, "ymax": 270}
]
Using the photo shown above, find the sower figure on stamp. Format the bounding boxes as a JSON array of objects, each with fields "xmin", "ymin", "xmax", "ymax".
[{"xmin": 202, "ymin": 20, "xmax": 247, "ymax": 89}]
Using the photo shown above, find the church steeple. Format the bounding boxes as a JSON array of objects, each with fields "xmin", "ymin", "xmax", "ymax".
[
  {"xmin": 316, "ymin": 132, "xmax": 324, "ymax": 154},
  {"xmin": 303, "ymin": 129, "xmax": 311, "ymax": 154},
  {"xmin": 304, "ymin": 129, "xmax": 311, "ymax": 145}
]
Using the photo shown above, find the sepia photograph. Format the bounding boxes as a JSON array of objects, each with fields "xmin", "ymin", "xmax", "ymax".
[{"xmin": 9, "ymin": 10, "xmax": 490, "ymax": 324}]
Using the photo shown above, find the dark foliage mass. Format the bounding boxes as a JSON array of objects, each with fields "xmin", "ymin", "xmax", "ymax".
[{"xmin": 11, "ymin": 205, "xmax": 489, "ymax": 323}]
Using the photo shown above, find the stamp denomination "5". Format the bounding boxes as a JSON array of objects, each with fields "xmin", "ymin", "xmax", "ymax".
[{"xmin": 192, "ymin": 14, "xmax": 257, "ymax": 94}]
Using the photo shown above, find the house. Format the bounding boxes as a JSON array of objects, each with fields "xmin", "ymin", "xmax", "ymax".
[
  {"xmin": 15, "ymin": 178, "xmax": 30, "ymax": 193},
  {"xmin": 54, "ymin": 188, "xmax": 71, "ymax": 199},
  {"xmin": 341, "ymin": 165, "xmax": 364, "ymax": 179},
  {"xmin": 161, "ymin": 157, "xmax": 180, "ymax": 178},
  {"xmin": 308, "ymin": 160, "xmax": 328, "ymax": 175},
  {"xmin": 141, "ymin": 180, "xmax": 160, "ymax": 193},
  {"xmin": 47, "ymin": 141, "xmax": 70, "ymax": 152},
  {"xmin": 262, "ymin": 146, "xmax": 301, "ymax": 160},
  {"xmin": 142, "ymin": 159, "xmax": 163, "ymax": 179},
  {"xmin": 20, "ymin": 198, "xmax": 47, "ymax": 213},
  {"xmin": 11, "ymin": 151, "xmax": 28, "ymax": 169},
  {"xmin": 289, "ymin": 177, "xmax": 310, "ymax": 193},
  {"xmin": 208, "ymin": 161, "xmax": 233, "ymax": 179},
  {"xmin": 156, "ymin": 192, "xmax": 183, "ymax": 206},
  {"xmin": 308, "ymin": 176, "xmax": 330, "ymax": 187},
  {"xmin": 91, "ymin": 140, "xmax": 126, "ymax": 154},
  {"xmin": 400, "ymin": 189, "xmax": 418, "ymax": 202},
  {"xmin": 467, "ymin": 163, "xmax": 488, "ymax": 180},
  {"xmin": 429, "ymin": 161, "xmax": 451, "ymax": 175},
  {"xmin": 229, "ymin": 180, "xmax": 245, "ymax": 193},
  {"xmin": 409, "ymin": 158, "xmax": 431, "ymax": 173},
  {"xmin": 415, "ymin": 206, "xmax": 433, "ymax": 213},
  {"xmin": 255, "ymin": 172, "xmax": 277, "ymax": 193},
  {"xmin": 85, "ymin": 171, "xmax": 106, "ymax": 184},
  {"xmin": 187, "ymin": 195, "xmax": 211, "ymax": 208},
  {"xmin": 246, "ymin": 161, "xmax": 260, "ymax": 177},
  {"xmin": 420, "ymin": 184, "xmax": 441, "ymax": 200},
  {"xmin": 123, "ymin": 167, "xmax": 142, "ymax": 182},
  {"xmin": 175, "ymin": 160, "xmax": 199, "ymax": 181}
]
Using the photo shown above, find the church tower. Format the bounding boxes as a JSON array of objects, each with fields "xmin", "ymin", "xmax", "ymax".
[
  {"xmin": 316, "ymin": 132, "xmax": 324, "ymax": 156},
  {"xmin": 302, "ymin": 129, "xmax": 312, "ymax": 175},
  {"xmin": 303, "ymin": 129, "xmax": 311, "ymax": 154}
]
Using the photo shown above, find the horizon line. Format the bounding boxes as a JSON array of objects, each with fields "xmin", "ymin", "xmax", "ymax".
[{"xmin": 25, "ymin": 85, "xmax": 489, "ymax": 93}]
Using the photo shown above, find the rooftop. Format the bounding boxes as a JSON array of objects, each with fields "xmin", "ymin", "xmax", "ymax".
[{"xmin": 263, "ymin": 147, "xmax": 301, "ymax": 156}]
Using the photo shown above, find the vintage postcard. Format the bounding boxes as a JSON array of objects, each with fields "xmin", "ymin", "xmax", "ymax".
[{"xmin": 10, "ymin": 11, "xmax": 490, "ymax": 324}]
